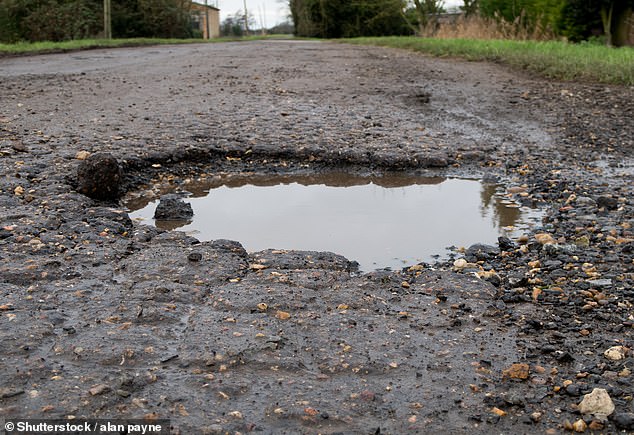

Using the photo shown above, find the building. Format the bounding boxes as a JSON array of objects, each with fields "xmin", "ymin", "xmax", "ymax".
[{"xmin": 190, "ymin": 2, "xmax": 220, "ymax": 39}]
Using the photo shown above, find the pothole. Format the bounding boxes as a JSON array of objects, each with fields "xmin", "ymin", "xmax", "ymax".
[{"xmin": 125, "ymin": 172, "xmax": 544, "ymax": 271}]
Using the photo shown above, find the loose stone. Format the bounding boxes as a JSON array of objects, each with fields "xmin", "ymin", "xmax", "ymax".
[
  {"xmin": 76, "ymin": 152, "xmax": 123, "ymax": 200},
  {"xmin": 154, "ymin": 194, "xmax": 194, "ymax": 220},
  {"xmin": 578, "ymin": 388, "xmax": 615, "ymax": 421}
]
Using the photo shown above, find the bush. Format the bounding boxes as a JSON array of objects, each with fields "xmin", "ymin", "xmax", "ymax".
[
  {"xmin": 23, "ymin": 1, "xmax": 101, "ymax": 41},
  {"xmin": 0, "ymin": 0, "xmax": 194, "ymax": 43}
]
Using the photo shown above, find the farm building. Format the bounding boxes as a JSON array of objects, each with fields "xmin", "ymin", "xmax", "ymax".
[{"xmin": 191, "ymin": 2, "xmax": 220, "ymax": 39}]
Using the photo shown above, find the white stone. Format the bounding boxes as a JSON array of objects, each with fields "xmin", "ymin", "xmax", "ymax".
[
  {"xmin": 578, "ymin": 388, "xmax": 615, "ymax": 421},
  {"xmin": 604, "ymin": 345, "xmax": 627, "ymax": 361},
  {"xmin": 453, "ymin": 258, "xmax": 468, "ymax": 270}
]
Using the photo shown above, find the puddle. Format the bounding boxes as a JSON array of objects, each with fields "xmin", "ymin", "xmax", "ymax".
[{"xmin": 126, "ymin": 172, "xmax": 543, "ymax": 271}]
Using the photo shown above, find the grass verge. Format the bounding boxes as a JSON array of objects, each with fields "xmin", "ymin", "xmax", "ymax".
[
  {"xmin": 0, "ymin": 38, "xmax": 202, "ymax": 55},
  {"xmin": 343, "ymin": 36, "xmax": 634, "ymax": 86},
  {"xmin": 0, "ymin": 35, "xmax": 294, "ymax": 56}
]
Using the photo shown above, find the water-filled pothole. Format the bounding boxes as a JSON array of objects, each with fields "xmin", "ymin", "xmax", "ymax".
[{"xmin": 126, "ymin": 172, "xmax": 543, "ymax": 271}]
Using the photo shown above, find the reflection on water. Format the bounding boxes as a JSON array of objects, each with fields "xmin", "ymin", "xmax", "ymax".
[
  {"xmin": 480, "ymin": 182, "xmax": 521, "ymax": 229},
  {"xmin": 125, "ymin": 172, "xmax": 447, "ymax": 211},
  {"xmin": 126, "ymin": 172, "xmax": 543, "ymax": 271}
]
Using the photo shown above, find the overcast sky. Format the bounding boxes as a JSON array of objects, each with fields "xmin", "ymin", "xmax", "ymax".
[
  {"xmin": 212, "ymin": 0, "xmax": 464, "ymax": 28},
  {"xmin": 214, "ymin": 0, "xmax": 290, "ymax": 27}
]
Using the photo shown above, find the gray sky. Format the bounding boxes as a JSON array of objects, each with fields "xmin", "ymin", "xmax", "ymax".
[
  {"xmin": 214, "ymin": 0, "xmax": 464, "ymax": 28},
  {"xmin": 215, "ymin": 1, "xmax": 290, "ymax": 27}
]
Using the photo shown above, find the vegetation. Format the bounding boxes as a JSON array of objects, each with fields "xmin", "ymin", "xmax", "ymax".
[
  {"xmin": 219, "ymin": 9, "xmax": 258, "ymax": 37},
  {"xmin": 344, "ymin": 36, "xmax": 634, "ymax": 85},
  {"xmin": 477, "ymin": 0, "xmax": 634, "ymax": 45},
  {"xmin": 2, "ymin": 0, "xmax": 631, "ymax": 47},
  {"xmin": 0, "ymin": 0, "xmax": 194, "ymax": 43},
  {"xmin": 0, "ymin": 35, "xmax": 298, "ymax": 56},
  {"xmin": 289, "ymin": 0, "xmax": 633, "ymax": 46},
  {"xmin": 407, "ymin": 0, "xmax": 444, "ymax": 35},
  {"xmin": 0, "ymin": 38, "xmax": 199, "ymax": 55},
  {"xmin": 289, "ymin": 0, "xmax": 412, "ymax": 38}
]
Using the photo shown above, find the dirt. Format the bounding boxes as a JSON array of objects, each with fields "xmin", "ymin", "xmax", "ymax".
[{"xmin": 0, "ymin": 40, "xmax": 633, "ymax": 434}]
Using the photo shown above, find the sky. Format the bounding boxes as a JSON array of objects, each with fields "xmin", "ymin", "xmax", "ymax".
[
  {"xmin": 213, "ymin": 0, "xmax": 464, "ymax": 28},
  {"xmin": 214, "ymin": 0, "xmax": 291, "ymax": 27}
]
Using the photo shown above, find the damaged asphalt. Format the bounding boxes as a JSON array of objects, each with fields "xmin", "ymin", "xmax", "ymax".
[{"xmin": 0, "ymin": 40, "xmax": 633, "ymax": 434}]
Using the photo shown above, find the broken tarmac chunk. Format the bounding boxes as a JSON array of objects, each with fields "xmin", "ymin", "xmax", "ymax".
[
  {"xmin": 76, "ymin": 152, "xmax": 123, "ymax": 200},
  {"xmin": 154, "ymin": 194, "xmax": 194, "ymax": 220}
]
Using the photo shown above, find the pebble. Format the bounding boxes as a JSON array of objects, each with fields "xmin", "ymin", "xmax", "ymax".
[
  {"xmin": 535, "ymin": 233, "xmax": 555, "ymax": 245},
  {"xmin": 578, "ymin": 388, "xmax": 614, "ymax": 421},
  {"xmin": 572, "ymin": 419, "xmax": 587, "ymax": 432},
  {"xmin": 565, "ymin": 383, "xmax": 582, "ymax": 396},
  {"xmin": 187, "ymin": 252, "xmax": 202, "ymax": 262},
  {"xmin": 498, "ymin": 236, "xmax": 516, "ymax": 251},
  {"xmin": 503, "ymin": 363, "xmax": 530, "ymax": 380},
  {"xmin": 88, "ymin": 384, "xmax": 111, "ymax": 396},
  {"xmin": 603, "ymin": 346, "xmax": 627, "ymax": 361},
  {"xmin": 596, "ymin": 196, "xmax": 618, "ymax": 210},
  {"xmin": 588, "ymin": 421, "xmax": 604, "ymax": 431},
  {"xmin": 453, "ymin": 258, "xmax": 468, "ymax": 270},
  {"xmin": 75, "ymin": 150, "xmax": 91, "ymax": 160}
]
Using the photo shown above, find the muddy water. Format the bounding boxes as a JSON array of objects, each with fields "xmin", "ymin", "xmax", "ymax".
[{"xmin": 127, "ymin": 173, "xmax": 543, "ymax": 271}]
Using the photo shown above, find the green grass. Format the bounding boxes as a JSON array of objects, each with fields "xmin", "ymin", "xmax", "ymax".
[
  {"xmin": 0, "ymin": 38, "xmax": 208, "ymax": 55},
  {"xmin": 0, "ymin": 35, "xmax": 294, "ymax": 56},
  {"xmin": 343, "ymin": 36, "xmax": 634, "ymax": 86}
]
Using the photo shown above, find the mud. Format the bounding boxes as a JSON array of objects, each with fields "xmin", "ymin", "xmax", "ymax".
[{"xmin": 0, "ymin": 40, "xmax": 633, "ymax": 434}]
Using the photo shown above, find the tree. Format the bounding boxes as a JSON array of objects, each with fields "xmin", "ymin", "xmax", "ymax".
[
  {"xmin": 110, "ymin": 0, "xmax": 194, "ymax": 38},
  {"xmin": 612, "ymin": 2, "xmax": 633, "ymax": 46},
  {"xmin": 559, "ymin": 0, "xmax": 634, "ymax": 45},
  {"xmin": 220, "ymin": 10, "xmax": 256, "ymax": 36},
  {"xmin": 0, "ymin": 0, "xmax": 195, "ymax": 42},
  {"xmin": 220, "ymin": 16, "xmax": 240, "ymax": 36},
  {"xmin": 0, "ymin": 0, "xmax": 102, "ymax": 42},
  {"xmin": 460, "ymin": 0, "xmax": 479, "ymax": 16},
  {"xmin": 268, "ymin": 20, "xmax": 294, "ymax": 34},
  {"xmin": 289, "ymin": 0, "xmax": 411, "ymax": 38},
  {"xmin": 600, "ymin": 0, "xmax": 614, "ymax": 45},
  {"xmin": 597, "ymin": 0, "xmax": 634, "ymax": 46},
  {"xmin": 135, "ymin": 0, "xmax": 193, "ymax": 38},
  {"xmin": 407, "ymin": 0, "xmax": 445, "ymax": 34}
]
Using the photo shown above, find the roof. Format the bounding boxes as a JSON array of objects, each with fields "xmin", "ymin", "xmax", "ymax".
[{"xmin": 191, "ymin": 2, "xmax": 219, "ymax": 11}]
